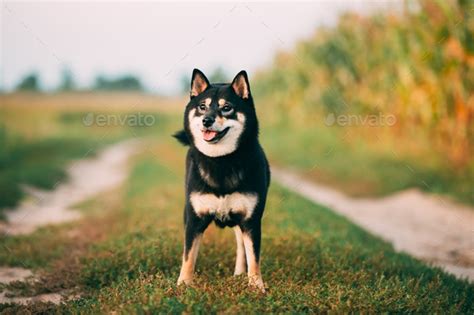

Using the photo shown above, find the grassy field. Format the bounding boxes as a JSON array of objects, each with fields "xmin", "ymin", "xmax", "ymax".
[
  {"xmin": 1, "ymin": 91, "xmax": 472, "ymax": 213},
  {"xmin": 258, "ymin": 119, "xmax": 474, "ymax": 204},
  {"xmin": 0, "ymin": 93, "xmax": 180, "ymax": 217},
  {"xmin": 0, "ymin": 94, "xmax": 473, "ymax": 313}
]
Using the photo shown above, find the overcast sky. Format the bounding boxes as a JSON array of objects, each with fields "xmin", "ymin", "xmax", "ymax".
[{"xmin": 1, "ymin": 1, "xmax": 399, "ymax": 94}]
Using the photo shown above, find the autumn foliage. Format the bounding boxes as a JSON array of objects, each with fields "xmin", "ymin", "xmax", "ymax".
[{"xmin": 255, "ymin": 0, "xmax": 474, "ymax": 167}]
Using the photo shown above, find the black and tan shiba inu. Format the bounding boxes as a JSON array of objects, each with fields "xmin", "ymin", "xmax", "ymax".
[{"xmin": 173, "ymin": 69, "xmax": 270, "ymax": 291}]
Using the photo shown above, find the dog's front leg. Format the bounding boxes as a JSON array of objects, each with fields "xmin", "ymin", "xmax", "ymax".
[
  {"xmin": 233, "ymin": 226, "xmax": 247, "ymax": 275},
  {"xmin": 241, "ymin": 222, "xmax": 265, "ymax": 292},
  {"xmin": 178, "ymin": 233, "xmax": 202, "ymax": 285},
  {"xmin": 178, "ymin": 215, "xmax": 210, "ymax": 285}
]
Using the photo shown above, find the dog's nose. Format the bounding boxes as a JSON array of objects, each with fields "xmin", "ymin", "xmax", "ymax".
[{"xmin": 202, "ymin": 116, "xmax": 215, "ymax": 128}]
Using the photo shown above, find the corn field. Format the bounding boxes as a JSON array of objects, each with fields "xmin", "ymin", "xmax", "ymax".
[{"xmin": 254, "ymin": 0, "xmax": 474, "ymax": 167}]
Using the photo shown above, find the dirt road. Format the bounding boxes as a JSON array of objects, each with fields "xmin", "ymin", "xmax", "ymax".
[
  {"xmin": 273, "ymin": 167, "xmax": 474, "ymax": 282},
  {"xmin": 0, "ymin": 140, "xmax": 141, "ymax": 236},
  {"xmin": 0, "ymin": 139, "xmax": 141, "ymax": 304}
]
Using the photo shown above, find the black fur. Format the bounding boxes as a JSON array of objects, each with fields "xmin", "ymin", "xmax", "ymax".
[
  {"xmin": 175, "ymin": 69, "xmax": 270, "ymax": 265},
  {"xmin": 173, "ymin": 129, "xmax": 190, "ymax": 146}
]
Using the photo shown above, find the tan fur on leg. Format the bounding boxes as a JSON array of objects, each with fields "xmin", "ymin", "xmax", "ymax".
[
  {"xmin": 234, "ymin": 226, "xmax": 246, "ymax": 275},
  {"xmin": 177, "ymin": 234, "xmax": 202, "ymax": 285},
  {"xmin": 242, "ymin": 233, "xmax": 265, "ymax": 292}
]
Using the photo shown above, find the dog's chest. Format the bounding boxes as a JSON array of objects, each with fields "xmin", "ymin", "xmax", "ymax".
[
  {"xmin": 190, "ymin": 192, "xmax": 258, "ymax": 220},
  {"xmin": 198, "ymin": 164, "xmax": 243, "ymax": 190}
]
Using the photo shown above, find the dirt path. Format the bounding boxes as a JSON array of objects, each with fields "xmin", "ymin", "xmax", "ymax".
[
  {"xmin": 272, "ymin": 167, "xmax": 474, "ymax": 282},
  {"xmin": 0, "ymin": 139, "xmax": 141, "ymax": 305},
  {"xmin": 0, "ymin": 139, "xmax": 141, "ymax": 236}
]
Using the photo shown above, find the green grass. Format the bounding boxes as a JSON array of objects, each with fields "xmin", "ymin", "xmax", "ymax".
[
  {"xmin": 0, "ymin": 127, "xmax": 108, "ymax": 216},
  {"xmin": 0, "ymin": 93, "xmax": 472, "ymax": 313},
  {"xmin": 0, "ymin": 96, "xmax": 178, "ymax": 218},
  {"xmin": 1, "ymin": 138, "xmax": 472, "ymax": 313},
  {"xmin": 259, "ymin": 119, "xmax": 474, "ymax": 205}
]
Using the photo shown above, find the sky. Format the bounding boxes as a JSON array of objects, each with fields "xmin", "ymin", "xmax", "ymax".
[{"xmin": 1, "ymin": 1, "xmax": 400, "ymax": 94}]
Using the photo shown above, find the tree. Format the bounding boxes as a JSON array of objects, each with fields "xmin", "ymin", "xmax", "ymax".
[
  {"xmin": 180, "ymin": 73, "xmax": 191, "ymax": 94},
  {"xmin": 209, "ymin": 67, "xmax": 228, "ymax": 83},
  {"xmin": 16, "ymin": 73, "xmax": 40, "ymax": 91},
  {"xmin": 180, "ymin": 67, "xmax": 229, "ymax": 95},
  {"xmin": 58, "ymin": 67, "xmax": 75, "ymax": 91},
  {"xmin": 93, "ymin": 74, "xmax": 143, "ymax": 91}
]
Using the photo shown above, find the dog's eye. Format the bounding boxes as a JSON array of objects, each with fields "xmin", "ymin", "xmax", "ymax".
[
  {"xmin": 221, "ymin": 105, "xmax": 233, "ymax": 114},
  {"xmin": 198, "ymin": 104, "xmax": 206, "ymax": 112}
]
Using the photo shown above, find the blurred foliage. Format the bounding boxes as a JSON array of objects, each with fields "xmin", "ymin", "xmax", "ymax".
[
  {"xmin": 15, "ymin": 72, "xmax": 40, "ymax": 92},
  {"xmin": 94, "ymin": 74, "xmax": 143, "ymax": 91},
  {"xmin": 208, "ymin": 66, "xmax": 229, "ymax": 83},
  {"xmin": 254, "ymin": 0, "xmax": 474, "ymax": 168},
  {"xmin": 58, "ymin": 67, "xmax": 76, "ymax": 91},
  {"xmin": 180, "ymin": 67, "xmax": 230, "ymax": 94}
]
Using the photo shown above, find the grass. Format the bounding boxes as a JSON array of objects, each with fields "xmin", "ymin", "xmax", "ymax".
[
  {"xmin": 0, "ymin": 128, "xmax": 107, "ymax": 215},
  {"xmin": 1, "ymin": 133, "xmax": 472, "ymax": 313},
  {"xmin": 0, "ymin": 93, "xmax": 181, "ymax": 218},
  {"xmin": 259, "ymin": 119, "xmax": 474, "ymax": 204},
  {"xmin": 0, "ymin": 93, "xmax": 472, "ymax": 313},
  {"xmin": 1, "ymin": 91, "xmax": 472, "ymax": 214}
]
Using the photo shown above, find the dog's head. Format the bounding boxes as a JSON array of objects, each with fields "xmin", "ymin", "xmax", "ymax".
[{"xmin": 180, "ymin": 69, "xmax": 258, "ymax": 157}]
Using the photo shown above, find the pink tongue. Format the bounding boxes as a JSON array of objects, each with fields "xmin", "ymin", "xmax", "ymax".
[{"xmin": 203, "ymin": 130, "xmax": 218, "ymax": 141}]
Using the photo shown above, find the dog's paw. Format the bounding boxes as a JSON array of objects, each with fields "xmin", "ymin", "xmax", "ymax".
[
  {"xmin": 177, "ymin": 277, "xmax": 193, "ymax": 286},
  {"xmin": 248, "ymin": 275, "xmax": 266, "ymax": 293},
  {"xmin": 234, "ymin": 267, "xmax": 246, "ymax": 276}
]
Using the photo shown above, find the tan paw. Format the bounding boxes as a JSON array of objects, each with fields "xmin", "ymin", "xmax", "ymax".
[
  {"xmin": 248, "ymin": 275, "xmax": 266, "ymax": 293},
  {"xmin": 177, "ymin": 276, "xmax": 193, "ymax": 286}
]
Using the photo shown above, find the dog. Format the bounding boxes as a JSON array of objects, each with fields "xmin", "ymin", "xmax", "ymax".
[{"xmin": 173, "ymin": 69, "xmax": 270, "ymax": 291}]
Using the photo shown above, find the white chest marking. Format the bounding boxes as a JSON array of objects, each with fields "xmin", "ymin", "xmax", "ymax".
[{"xmin": 190, "ymin": 192, "xmax": 258, "ymax": 220}]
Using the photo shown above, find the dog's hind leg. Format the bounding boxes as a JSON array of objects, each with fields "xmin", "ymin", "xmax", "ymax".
[
  {"xmin": 241, "ymin": 222, "xmax": 265, "ymax": 292},
  {"xmin": 233, "ymin": 226, "xmax": 247, "ymax": 275}
]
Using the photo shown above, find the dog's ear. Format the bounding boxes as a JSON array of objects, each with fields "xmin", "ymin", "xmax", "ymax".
[
  {"xmin": 190, "ymin": 69, "xmax": 210, "ymax": 98},
  {"xmin": 231, "ymin": 70, "xmax": 250, "ymax": 99}
]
